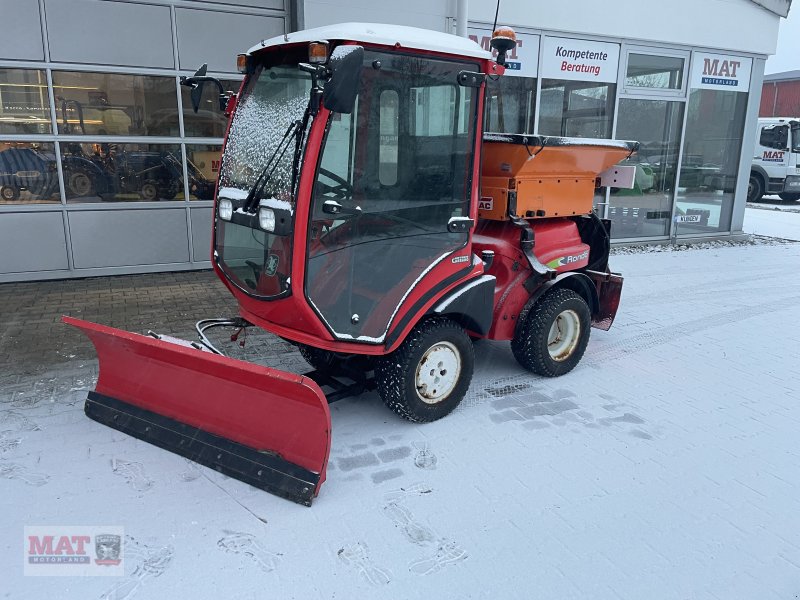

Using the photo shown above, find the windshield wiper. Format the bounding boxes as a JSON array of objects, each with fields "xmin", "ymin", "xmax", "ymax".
[{"xmin": 242, "ymin": 120, "xmax": 300, "ymax": 213}]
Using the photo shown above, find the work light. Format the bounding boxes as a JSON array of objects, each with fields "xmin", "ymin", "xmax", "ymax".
[
  {"xmin": 259, "ymin": 207, "xmax": 276, "ymax": 231},
  {"xmin": 218, "ymin": 198, "xmax": 233, "ymax": 221}
]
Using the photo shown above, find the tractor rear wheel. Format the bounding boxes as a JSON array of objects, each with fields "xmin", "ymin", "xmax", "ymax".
[
  {"xmin": 511, "ymin": 288, "xmax": 591, "ymax": 377},
  {"xmin": 375, "ymin": 318, "xmax": 474, "ymax": 423}
]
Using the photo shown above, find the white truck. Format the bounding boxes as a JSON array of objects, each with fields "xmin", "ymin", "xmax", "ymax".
[{"xmin": 749, "ymin": 117, "xmax": 800, "ymax": 202}]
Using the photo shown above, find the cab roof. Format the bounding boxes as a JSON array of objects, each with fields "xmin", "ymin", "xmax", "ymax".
[{"xmin": 248, "ymin": 22, "xmax": 491, "ymax": 61}]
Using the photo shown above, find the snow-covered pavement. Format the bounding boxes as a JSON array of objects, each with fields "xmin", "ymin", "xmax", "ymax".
[
  {"xmin": 744, "ymin": 197, "xmax": 800, "ymax": 240},
  {"xmin": 2, "ymin": 236, "xmax": 800, "ymax": 599}
]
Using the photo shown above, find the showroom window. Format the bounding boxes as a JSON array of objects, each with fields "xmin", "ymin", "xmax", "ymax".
[
  {"xmin": 0, "ymin": 69, "xmax": 52, "ymax": 135},
  {"xmin": 181, "ymin": 78, "xmax": 240, "ymax": 138},
  {"xmin": 0, "ymin": 142, "xmax": 60, "ymax": 205},
  {"xmin": 538, "ymin": 80, "xmax": 616, "ymax": 138},
  {"xmin": 485, "ymin": 75, "xmax": 537, "ymax": 134},
  {"xmin": 676, "ymin": 88, "xmax": 748, "ymax": 233},
  {"xmin": 613, "ymin": 99, "xmax": 685, "ymax": 238},
  {"xmin": 624, "ymin": 53, "xmax": 686, "ymax": 92},
  {"xmin": 60, "ymin": 142, "xmax": 183, "ymax": 203},
  {"xmin": 51, "ymin": 71, "xmax": 179, "ymax": 137},
  {"xmin": 186, "ymin": 144, "xmax": 222, "ymax": 200}
]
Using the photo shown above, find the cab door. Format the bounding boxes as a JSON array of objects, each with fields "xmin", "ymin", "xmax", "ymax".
[{"xmin": 305, "ymin": 50, "xmax": 481, "ymax": 343}]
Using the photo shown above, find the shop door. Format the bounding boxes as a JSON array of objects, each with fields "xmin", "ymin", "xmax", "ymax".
[{"xmin": 613, "ymin": 99, "xmax": 684, "ymax": 237}]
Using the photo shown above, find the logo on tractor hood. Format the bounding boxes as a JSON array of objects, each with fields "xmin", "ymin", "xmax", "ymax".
[
  {"xmin": 266, "ymin": 254, "xmax": 279, "ymax": 276},
  {"xmin": 546, "ymin": 250, "xmax": 589, "ymax": 268}
]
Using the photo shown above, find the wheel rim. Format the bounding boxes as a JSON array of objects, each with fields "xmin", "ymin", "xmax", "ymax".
[
  {"xmin": 1, "ymin": 187, "xmax": 14, "ymax": 200},
  {"xmin": 547, "ymin": 309, "xmax": 581, "ymax": 361},
  {"xmin": 415, "ymin": 341, "xmax": 461, "ymax": 404},
  {"xmin": 69, "ymin": 172, "xmax": 91, "ymax": 196},
  {"xmin": 141, "ymin": 183, "xmax": 157, "ymax": 200}
]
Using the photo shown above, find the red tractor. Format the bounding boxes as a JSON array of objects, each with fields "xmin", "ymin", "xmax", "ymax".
[{"xmin": 65, "ymin": 24, "xmax": 636, "ymax": 506}]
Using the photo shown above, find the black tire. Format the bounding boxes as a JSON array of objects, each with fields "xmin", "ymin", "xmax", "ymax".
[
  {"xmin": 0, "ymin": 185, "xmax": 20, "ymax": 202},
  {"xmin": 375, "ymin": 317, "xmax": 474, "ymax": 423},
  {"xmin": 65, "ymin": 169, "xmax": 94, "ymax": 198},
  {"xmin": 298, "ymin": 344, "xmax": 344, "ymax": 374},
  {"xmin": 511, "ymin": 288, "xmax": 591, "ymax": 377},
  {"xmin": 747, "ymin": 174, "xmax": 764, "ymax": 203},
  {"xmin": 778, "ymin": 192, "xmax": 800, "ymax": 202},
  {"xmin": 139, "ymin": 180, "xmax": 159, "ymax": 201}
]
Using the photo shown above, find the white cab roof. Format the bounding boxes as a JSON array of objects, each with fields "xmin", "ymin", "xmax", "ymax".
[{"xmin": 248, "ymin": 22, "xmax": 491, "ymax": 60}]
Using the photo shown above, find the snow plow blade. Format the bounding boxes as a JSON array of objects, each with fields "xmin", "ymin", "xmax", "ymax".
[{"xmin": 63, "ymin": 316, "xmax": 330, "ymax": 506}]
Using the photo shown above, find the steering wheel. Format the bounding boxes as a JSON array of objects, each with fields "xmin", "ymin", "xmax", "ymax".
[{"xmin": 316, "ymin": 167, "xmax": 354, "ymax": 201}]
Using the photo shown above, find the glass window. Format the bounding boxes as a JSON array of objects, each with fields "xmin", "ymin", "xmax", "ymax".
[
  {"xmin": 379, "ymin": 90, "xmax": 398, "ymax": 186},
  {"xmin": 307, "ymin": 51, "xmax": 479, "ymax": 340},
  {"xmin": 0, "ymin": 69, "xmax": 52, "ymax": 134},
  {"xmin": 186, "ymin": 144, "xmax": 221, "ymax": 200},
  {"xmin": 676, "ymin": 89, "xmax": 748, "ymax": 233},
  {"xmin": 759, "ymin": 124, "xmax": 788, "ymax": 149},
  {"xmin": 52, "ymin": 72, "xmax": 179, "ymax": 136},
  {"xmin": 0, "ymin": 142, "xmax": 60, "ymax": 204},
  {"xmin": 181, "ymin": 78, "xmax": 240, "ymax": 138},
  {"xmin": 539, "ymin": 80, "xmax": 615, "ymax": 138},
  {"xmin": 626, "ymin": 54, "xmax": 684, "ymax": 90},
  {"xmin": 60, "ymin": 142, "xmax": 183, "ymax": 203},
  {"xmin": 485, "ymin": 76, "xmax": 536, "ymax": 134},
  {"xmin": 612, "ymin": 99, "xmax": 684, "ymax": 238}
]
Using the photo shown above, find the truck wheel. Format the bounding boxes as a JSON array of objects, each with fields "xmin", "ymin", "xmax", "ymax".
[
  {"xmin": 747, "ymin": 175, "xmax": 764, "ymax": 203},
  {"xmin": 778, "ymin": 193, "xmax": 800, "ymax": 202},
  {"xmin": 511, "ymin": 288, "xmax": 591, "ymax": 377},
  {"xmin": 375, "ymin": 318, "xmax": 474, "ymax": 423}
]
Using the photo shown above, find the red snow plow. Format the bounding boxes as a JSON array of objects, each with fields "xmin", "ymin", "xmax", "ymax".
[{"xmin": 65, "ymin": 24, "xmax": 636, "ymax": 505}]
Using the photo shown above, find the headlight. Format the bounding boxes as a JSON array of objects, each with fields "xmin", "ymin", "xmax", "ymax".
[
  {"xmin": 218, "ymin": 198, "xmax": 233, "ymax": 221},
  {"xmin": 259, "ymin": 207, "xmax": 275, "ymax": 231}
]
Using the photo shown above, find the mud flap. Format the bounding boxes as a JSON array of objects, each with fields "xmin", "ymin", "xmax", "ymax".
[
  {"xmin": 586, "ymin": 270, "xmax": 624, "ymax": 331},
  {"xmin": 64, "ymin": 316, "xmax": 331, "ymax": 506}
]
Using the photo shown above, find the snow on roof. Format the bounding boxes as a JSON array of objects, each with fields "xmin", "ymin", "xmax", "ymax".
[{"xmin": 247, "ymin": 22, "xmax": 491, "ymax": 60}]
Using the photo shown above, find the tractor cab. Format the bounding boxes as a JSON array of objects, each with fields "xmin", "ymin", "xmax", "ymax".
[{"xmin": 210, "ymin": 25, "xmax": 495, "ymax": 345}]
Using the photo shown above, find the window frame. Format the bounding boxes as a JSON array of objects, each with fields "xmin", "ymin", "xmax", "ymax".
[{"xmin": 620, "ymin": 46, "xmax": 690, "ymax": 98}]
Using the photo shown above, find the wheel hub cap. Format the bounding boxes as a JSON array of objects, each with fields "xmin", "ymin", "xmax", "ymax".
[
  {"xmin": 415, "ymin": 342, "xmax": 460, "ymax": 404},
  {"xmin": 547, "ymin": 309, "xmax": 581, "ymax": 361}
]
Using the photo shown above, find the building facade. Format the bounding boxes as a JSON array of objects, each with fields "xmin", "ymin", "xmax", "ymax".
[
  {"xmin": 760, "ymin": 70, "xmax": 800, "ymax": 117},
  {"xmin": 0, "ymin": 0, "xmax": 790, "ymax": 282}
]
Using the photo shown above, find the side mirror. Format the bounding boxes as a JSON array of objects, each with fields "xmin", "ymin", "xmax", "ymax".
[
  {"xmin": 180, "ymin": 63, "xmax": 227, "ymax": 113},
  {"xmin": 323, "ymin": 46, "xmax": 364, "ymax": 114}
]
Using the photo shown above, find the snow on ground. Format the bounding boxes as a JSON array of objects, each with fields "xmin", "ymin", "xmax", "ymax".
[
  {"xmin": 2, "ymin": 232, "xmax": 800, "ymax": 599},
  {"xmin": 744, "ymin": 196, "xmax": 800, "ymax": 240}
]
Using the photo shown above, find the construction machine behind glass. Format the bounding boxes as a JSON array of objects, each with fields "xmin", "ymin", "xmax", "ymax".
[{"xmin": 65, "ymin": 24, "xmax": 638, "ymax": 506}]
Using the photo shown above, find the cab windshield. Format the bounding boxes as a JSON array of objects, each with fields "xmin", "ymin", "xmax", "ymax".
[{"xmin": 215, "ymin": 52, "xmax": 312, "ymax": 297}]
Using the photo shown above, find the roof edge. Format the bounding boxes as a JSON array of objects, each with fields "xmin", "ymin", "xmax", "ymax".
[{"xmin": 749, "ymin": 0, "xmax": 792, "ymax": 17}]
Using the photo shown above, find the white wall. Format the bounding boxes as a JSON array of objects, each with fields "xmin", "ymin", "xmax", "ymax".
[
  {"xmin": 301, "ymin": 0, "xmax": 781, "ymax": 56},
  {"xmin": 469, "ymin": 0, "xmax": 780, "ymax": 56},
  {"xmin": 302, "ymin": 0, "xmax": 451, "ymax": 31}
]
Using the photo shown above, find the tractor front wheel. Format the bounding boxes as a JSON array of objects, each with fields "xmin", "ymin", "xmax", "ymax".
[
  {"xmin": 375, "ymin": 318, "xmax": 474, "ymax": 423},
  {"xmin": 512, "ymin": 288, "xmax": 591, "ymax": 377},
  {"xmin": 298, "ymin": 344, "xmax": 344, "ymax": 374}
]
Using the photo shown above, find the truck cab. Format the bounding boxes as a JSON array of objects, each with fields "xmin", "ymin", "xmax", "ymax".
[{"xmin": 749, "ymin": 117, "xmax": 800, "ymax": 202}]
